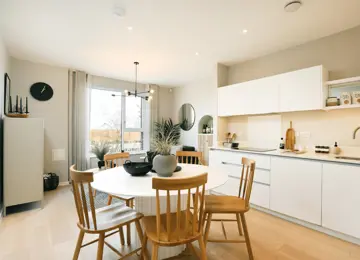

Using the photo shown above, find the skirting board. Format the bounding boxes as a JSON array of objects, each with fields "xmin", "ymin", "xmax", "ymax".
[
  {"xmin": 59, "ymin": 181, "xmax": 71, "ymax": 186},
  {"xmin": 251, "ymin": 204, "xmax": 360, "ymax": 246}
]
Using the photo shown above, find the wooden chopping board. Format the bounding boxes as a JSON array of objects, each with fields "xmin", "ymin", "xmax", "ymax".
[{"xmin": 285, "ymin": 121, "xmax": 295, "ymax": 150}]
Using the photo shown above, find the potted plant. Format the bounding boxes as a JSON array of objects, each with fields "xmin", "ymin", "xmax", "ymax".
[
  {"xmin": 91, "ymin": 141, "xmax": 110, "ymax": 169},
  {"xmin": 152, "ymin": 118, "xmax": 180, "ymax": 177}
]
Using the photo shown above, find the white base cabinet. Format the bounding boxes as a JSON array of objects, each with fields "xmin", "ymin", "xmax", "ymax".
[
  {"xmin": 209, "ymin": 149, "xmax": 270, "ymax": 209},
  {"xmin": 322, "ymin": 163, "xmax": 360, "ymax": 239},
  {"xmin": 270, "ymin": 157, "xmax": 322, "ymax": 225}
]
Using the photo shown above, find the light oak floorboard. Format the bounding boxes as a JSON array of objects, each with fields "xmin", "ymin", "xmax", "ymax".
[{"xmin": 0, "ymin": 186, "xmax": 359, "ymax": 259}]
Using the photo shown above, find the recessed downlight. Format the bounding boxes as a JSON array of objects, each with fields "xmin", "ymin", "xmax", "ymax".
[
  {"xmin": 127, "ymin": 26, "xmax": 133, "ymax": 31},
  {"xmin": 195, "ymin": 52, "xmax": 199, "ymax": 56},
  {"xmin": 242, "ymin": 29, "xmax": 248, "ymax": 34}
]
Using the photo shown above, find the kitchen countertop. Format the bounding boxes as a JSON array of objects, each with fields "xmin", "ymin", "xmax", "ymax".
[{"xmin": 210, "ymin": 145, "xmax": 360, "ymax": 166}]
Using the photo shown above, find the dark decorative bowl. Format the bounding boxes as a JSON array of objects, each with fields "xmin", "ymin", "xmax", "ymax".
[{"xmin": 123, "ymin": 161, "xmax": 152, "ymax": 176}]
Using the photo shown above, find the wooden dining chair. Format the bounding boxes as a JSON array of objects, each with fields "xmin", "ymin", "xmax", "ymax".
[
  {"xmin": 140, "ymin": 174, "xmax": 208, "ymax": 260},
  {"xmin": 69, "ymin": 165, "xmax": 146, "ymax": 260},
  {"xmin": 203, "ymin": 157, "xmax": 256, "ymax": 260},
  {"xmin": 103, "ymin": 152, "xmax": 136, "ymax": 246},
  {"xmin": 176, "ymin": 151, "xmax": 204, "ymax": 165},
  {"xmin": 104, "ymin": 152, "xmax": 134, "ymax": 207}
]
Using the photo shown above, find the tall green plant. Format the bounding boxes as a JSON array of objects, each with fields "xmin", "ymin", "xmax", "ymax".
[
  {"xmin": 91, "ymin": 141, "xmax": 110, "ymax": 161},
  {"xmin": 152, "ymin": 118, "xmax": 181, "ymax": 155}
]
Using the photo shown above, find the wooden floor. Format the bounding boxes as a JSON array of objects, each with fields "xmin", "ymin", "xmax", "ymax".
[{"xmin": 0, "ymin": 186, "xmax": 359, "ymax": 260}]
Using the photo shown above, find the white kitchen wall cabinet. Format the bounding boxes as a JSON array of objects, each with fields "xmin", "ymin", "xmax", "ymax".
[
  {"xmin": 322, "ymin": 163, "xmax": 360, "ymax": 238},
  {"xmin": 218, "ymin": 82, "xmax": 249, "ymax": 116},
  {"xmin": 279, "ymin": 65, "xmax": 327, "ymax": 112},
  {"xmin": 218, "ymin": 76, "xmax": 279, "ymax": 116},
  {"xmin": 4, "ymin": 117, "xmax": 44, "ymax": 215},
  {"xmin": 270, "ymin": 157, "xmax": 322, "ymax": 225},
  {"xmin": 247, "ymin": 76, "xmax": 279, "ymax": 115},
  {"xmin": 218, "ymin": 65, "xmax": 328, "ymax": 116}
]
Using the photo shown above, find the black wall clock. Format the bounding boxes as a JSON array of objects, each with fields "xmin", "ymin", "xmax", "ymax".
[{"xmin": 30, "ymin": 82, "xmax": 54, "ymax": 101}]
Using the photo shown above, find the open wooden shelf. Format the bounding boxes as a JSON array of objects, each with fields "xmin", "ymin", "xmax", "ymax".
[{"xmin": 323, "ymin": 104, "xmax": 360, "ymax": 111}]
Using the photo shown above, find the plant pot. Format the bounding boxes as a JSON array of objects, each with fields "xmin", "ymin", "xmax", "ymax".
[
  {"xmin": 98, "ymin": 160, "xmax": 105, "ymax": 169},
  {"xmin": 153, "ymin": 154, "xmax": 177, "ymax": 177}
]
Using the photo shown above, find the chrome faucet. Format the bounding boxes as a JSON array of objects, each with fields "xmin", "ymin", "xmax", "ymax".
[{"xmin": 353, "ymin": 126, "xmax": 360, "ymax": 139}]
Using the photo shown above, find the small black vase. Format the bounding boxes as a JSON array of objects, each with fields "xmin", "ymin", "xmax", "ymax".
[{"xmin": 98, "ymin": 160, "xmax": 105, "ymax": 169}]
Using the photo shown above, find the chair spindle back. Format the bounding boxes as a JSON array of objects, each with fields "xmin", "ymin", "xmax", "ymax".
[
  {"xmin": 104, "ymin": 152, "xmax": 130, "ymax": 169},
  {"xmin": 238, "ymin": 157, "xmax": 256, "ymax": 207},
  {"xmin": 70, "ymin": 165, "xmax": 97, "ymax": 230},
  {"xmin": 152, "ymin": 173, "xmax": 208, "ymax": 242},
  {"xmin": 176, "ymin": 151, "xmax": 203, "ymax": 165}
]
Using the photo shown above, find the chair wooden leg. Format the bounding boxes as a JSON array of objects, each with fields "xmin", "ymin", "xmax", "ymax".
[
  {"xmin": 240, "ymin": 213, "xmax": 254, "ymax": 260},
  {"xmin": 135, "ymin": 219, "xmax": 148, "ymax": 260},
  {"xmin": 107, "ymin": 195, "xmax": 113, "ymax": 205},
  {"xmin": 140, "ymin": 233, "xmax": 149, "ymax": 260},
  {"xmin": 119, "ymin": 227, "xmax": 125, "ymax": 245},
  {"xmin": 97, "ymin": 233, "xmax": 105, "ymax": 260},
  {"xmin": 236, "ymin": 213, "xmax": 243, "ymax": 236},
  {"xmin": 151, "ymin": 243, "xmax": 159, "ymax": 260},
  {"xmin": 198, "ymin": 235, "xmax": 207, "ymax": 260},
  {"xmin": 204, "ymin": 213, "xmax": 212, "ymax": 246},
  {"xmin": 126, "ymin": 200, "xmax": 131, "ymax": 245},
  {"xmin": 202, "ymin": 212, "xmax": 207, "ymax": 233},
  {"xmin": 73, "ymin": 230, "xmax": 85, "ymax": 260},
  {"xmin": 93, "ymin": 189, "xmax": 97, "ymax": 197}
]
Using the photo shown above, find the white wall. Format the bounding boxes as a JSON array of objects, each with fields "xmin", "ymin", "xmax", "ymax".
[
  {"xmin": 0, "ymin": 34, "xmax": 9, "ymax": 211},
  {"xmin": 10, "ymin": 58, "xmax": 69, "ymax": 182},
  {"xmin": 172, "ymin": 75, "xmax": 217, "ymax": 148}
]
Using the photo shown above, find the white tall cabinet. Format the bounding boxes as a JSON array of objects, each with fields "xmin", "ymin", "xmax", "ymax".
[
  {"xmin": 198, "ymin": 134, "xmax": 213, "ymax": 165},
  {"xmin": 4, "ymin": 117, "xmax": 44, "ymax": 215}
]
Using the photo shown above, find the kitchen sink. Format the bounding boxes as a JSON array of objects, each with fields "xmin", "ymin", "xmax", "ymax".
[{"xmin": 335, "ymin": 156, "xmax": 360, "ymax": 161}]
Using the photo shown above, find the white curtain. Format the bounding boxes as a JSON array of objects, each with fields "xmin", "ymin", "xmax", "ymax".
[
  {"xmin": 68, "ymin": 70, "xmax": 91, "ymax": 171},
  {"xmin": 148, "ymin": 84, "xmax": 160, "ymax": 150}
]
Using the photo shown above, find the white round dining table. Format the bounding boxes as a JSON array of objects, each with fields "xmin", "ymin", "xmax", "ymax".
[{"xmin": 91, "ymin": 163, "xmax": 228, "ymax": 259}]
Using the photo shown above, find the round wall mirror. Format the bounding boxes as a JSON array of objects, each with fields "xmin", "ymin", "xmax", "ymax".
[{"xmin": 179, "ymin": 103, "xmax": 195, "ymax": 131}]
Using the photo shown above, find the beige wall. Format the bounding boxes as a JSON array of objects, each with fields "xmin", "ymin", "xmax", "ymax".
[
  {"xmin": 158, "ymin": 87, "xmax": 174, "ymax": 120},
  {"xmin": 172, "ymin": 76, "xmax": 217, "ymax": 148},
  {"xmin": 228, "ymin": 25, "xmax": 360, "ymax": 84},
  {"xmin": 225, "ymin": 25, "xmax": 360, "ymax": 148},
  {"xmin": 10, "ymin": 58, "xmax": 69, "ymax": 182}
]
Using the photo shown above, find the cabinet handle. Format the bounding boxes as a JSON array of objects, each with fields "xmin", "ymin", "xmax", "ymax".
[
  {"xmin": 221, "ymin": 161, "xmax": 270, "ymax": 171},
  {"xmin": 221, "ymin": 162, "xmax": 242, "ymax": 167}
]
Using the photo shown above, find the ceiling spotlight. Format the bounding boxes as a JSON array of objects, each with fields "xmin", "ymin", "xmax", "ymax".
[
  {"xmin": 195, "ymin": 52, "xmax": 199, "ymax": 56},
  {"xmin": 127, "ymin": 26, "xmax": 133, "ymax": 31},
  {"xmin": 149, "ymin": 96, "xmax": 153, "ymax": 100},
  {"xmin": 284, "ymin": 1, "xmax": 302, "ymax": 12},
  {"xmin": 150, "ymin": 89, "xmax": 155, "ymax": 94},
  {"xmin": 242, "ymin": 29, "xmax": 248, "ymax": 34}
]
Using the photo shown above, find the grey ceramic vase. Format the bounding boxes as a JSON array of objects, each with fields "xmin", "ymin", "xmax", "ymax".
[{"xmin": 153, "ymin": 154, "xmax": 177, "ymax": 177}]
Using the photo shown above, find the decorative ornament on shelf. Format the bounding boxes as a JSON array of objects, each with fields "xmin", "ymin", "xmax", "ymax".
[
  {"xmin": 7, "ymin": 95, "xmax": 30, "ymax": 118},
  {"xmin": 111, "ymin": 61, "xmax": 154, "ymax": 101}
]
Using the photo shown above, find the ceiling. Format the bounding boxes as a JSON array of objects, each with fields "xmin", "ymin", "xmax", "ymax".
[{"xmin": 1, "ymin": 0, "xmax": 360, "ymax": 86}]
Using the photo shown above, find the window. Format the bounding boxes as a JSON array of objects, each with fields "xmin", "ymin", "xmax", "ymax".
[{"xmin": 90, "ymin": 88, "xmax": 146, "ymax": 153}]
